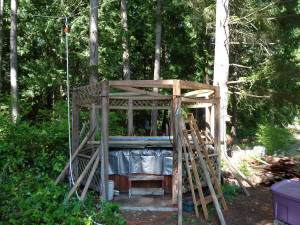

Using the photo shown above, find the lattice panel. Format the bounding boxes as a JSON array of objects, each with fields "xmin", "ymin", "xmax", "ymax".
[
  {"xmin": 132, "ymin": 99, "xmax": 169, "ymax": 107},
  {"xmin": 74, "ymin": 83, "xmax": 102, "ymax": 105},
  {"xmin": 182, "ymin": 154, "xmax": 219, "ymax": 193},
  {"xmin": 78, "ymin": 155, "xmax": 101, "ymax": 193}
]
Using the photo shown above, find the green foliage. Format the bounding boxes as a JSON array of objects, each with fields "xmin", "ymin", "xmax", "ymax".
[
  {"xmin": 0, "ymin": 170, "xmax": 125, "ymax": 224},
  {"xmin": 256, "ymin": 124, "xmax": 297, "ymax": 155},
  {"xmin": 0, "ymin": 115, "xmax": 125, "ymax": 224},
  {"xmin": 221, "ymin": 184, "xmax": 242, "ymax": 204}
]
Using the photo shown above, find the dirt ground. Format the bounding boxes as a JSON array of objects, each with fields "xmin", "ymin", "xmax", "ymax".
[
  {"xmin": 119, "ymin": 132, "xmax": 300, "ymax": 225},
  {"xmin": 120, "ymin": 186, "xmax": 275, "ymax": 225}
]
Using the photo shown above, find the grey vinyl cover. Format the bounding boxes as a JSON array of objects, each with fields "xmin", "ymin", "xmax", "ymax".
[{"xmin": 108, "ymin": 148, "xmax": 173, "ymax": 175}]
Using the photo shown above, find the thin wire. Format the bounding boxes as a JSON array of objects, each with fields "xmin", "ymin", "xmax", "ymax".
[{"xmin": 65, "ymin": 17, "xmax": 74, "ymax": 188}]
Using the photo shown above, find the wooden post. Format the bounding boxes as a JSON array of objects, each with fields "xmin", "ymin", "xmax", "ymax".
[
  {"xmin": 128, "ymin": 99, "xmax": 134, "ymax": 135},
  {"xmin": 72, "ymin": 91, "xmax": 80, "ymax": 179},
  {"xmin": 172, "ymin": 79, "xmax": 181, "ymax": 204},
  {"xmin": 177, "ymin": 114, "xmax": 183, "ymax": 225},
  {"xmin": 101, "ymin": 81, "xmax": 109, "ymax": 200},
  {"xmin": 205, "ymin": 106, "xmax": 211, "ymax": 138},
  {"xmin": 214, "ymin": 87, "xmax": 221, "ymax": 183}
]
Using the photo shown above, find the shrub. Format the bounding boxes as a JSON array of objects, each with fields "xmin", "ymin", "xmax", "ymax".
[
  {"xmin": 256, "ymin": 124, "xmax": 296, "ymax": 155},
  {"xmin": 0, "ymin": 114, "xmax": 125, "ymax": 224}
]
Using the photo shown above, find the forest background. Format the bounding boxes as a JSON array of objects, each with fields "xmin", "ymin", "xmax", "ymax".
[{"xmin": 0, "ymin": 0, "xmax": 299, "ymax": 224}]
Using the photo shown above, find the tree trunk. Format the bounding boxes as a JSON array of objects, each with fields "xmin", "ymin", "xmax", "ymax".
[
  {"xmin": 121, "ymin": 0, "xmax": 130, "ymax": 80},
  {"xmin": 89, "ymin": 0, "xmax": 98, "ymax": 139},
  {"xmin": 213, "ymin": 0, "xmax": 230, "ymax": 153},
  {"xmin": 151, "ymin": 0, "xmax": 162, "ymax": 136},
  {"xmin": 10, "ymin": 0, "xmax": 19, "ymax": 123},
  {"xmin": 0, "ymin": 0, "xmax": 4, "ymax": 92},
  {"xmin": 121, "ymin": 0, "xmax": 133, "ymax": 136}
]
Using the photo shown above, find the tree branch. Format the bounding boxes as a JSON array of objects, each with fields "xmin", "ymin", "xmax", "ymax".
[
  {"xmin": 227, "ymin": 74, "xmax": 300, "ymax": 84},
  {"xmin": 230, "ymin": 63, "xmax": 252, "ymax": 69},
  {"xmin": 230, "ymin": 38, "xmax": 300, "ymax": 45},
  {"xmin": 228, "ymin": 91, "xmax": 271, "ymax": 99},
  {"xmin": 230, "ymin": 1, "xmax": 279, "ymax": 24}
]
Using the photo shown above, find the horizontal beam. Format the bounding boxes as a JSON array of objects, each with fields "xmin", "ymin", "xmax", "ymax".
[
  {"xmin": 110, "ymin": 86, "xmax": 165, "ymax": 96},
  {"xmin": 182, "ymin": 103, "xmax": 213, "ymax": 108},
  {"xmin": 109, "ymin": 80, "xmax": 174, "ymax": 88},
  {"xmin": 181, "ymin": 97, "xmax": 219, "ymax": 104},
  {"xmin": 79, "ymin": 104, "xmax": 171, "ymax": 110},
  {"xmin": 183, "ymin": 89, "xmax": 214, "ymax": 98},
  {"xmin": 180, "ymin": 80, "xmax": 216, "ymax": 90},
  {"xmin": 109, "ymin": 95, "xmax": 172, "ymax": 100}
]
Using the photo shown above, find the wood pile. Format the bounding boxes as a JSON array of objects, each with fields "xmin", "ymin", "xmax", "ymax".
[{"xmin": 251, "ymin": 156, "xmax": 300, "ymax": 185}]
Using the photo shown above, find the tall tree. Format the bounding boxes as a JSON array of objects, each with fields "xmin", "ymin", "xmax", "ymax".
[
  {"xmin": 90, "ymin": 0, "xmax": 98, "ymax": 85},
  {"xmin": 213, "ymin": 0, "xmax": 230, "ymax": 152},
  {"xmin": 151, "ymin": 0, "xmax": 162, "ymax": 136},
  {"xmin": 0, "ymin": 0, "xmax": 3, "ymax": 91},
  {"xmin": 121, "ymin": 0, "xmax": 130, "ymax": 80},
  {"xmin": 89, "ymin": 0, "xmax": 98, "ymax": 138},
  {"xmin": 121, "ymin": 0, "xmax": 133, "ymax": 135},
  {"xmin": 10, "ymin": 0, "xmax": 18, "ymax": 123}
]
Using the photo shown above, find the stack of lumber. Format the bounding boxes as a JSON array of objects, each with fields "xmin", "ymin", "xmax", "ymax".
[{"xmin": 251, "ymin": 156, "xmax": 300, "ymax": 185}]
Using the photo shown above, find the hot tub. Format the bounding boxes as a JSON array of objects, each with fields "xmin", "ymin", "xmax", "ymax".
[{"xmin": 270, "ymin": 179, "xmax": 300, "ymax": 225}]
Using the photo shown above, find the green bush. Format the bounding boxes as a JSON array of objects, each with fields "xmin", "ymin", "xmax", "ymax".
[
  {"xmin": 0, "ymin": 115, "xmax": 125, "ymax": 224},
  {"xmin": 0, "ymin": 171, "xmax": 125, "ymax": 224},
  {"xmin": 256, "ymin": 124, "xmax": 296, "ymax": 155}
]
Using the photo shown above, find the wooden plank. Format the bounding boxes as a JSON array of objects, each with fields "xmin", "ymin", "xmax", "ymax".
[
  {"xmin": 191, "ymin": 131, "xmax": 226, "ymax": 225},
  {"xmin": 180, "ymin": 80, "xmax": 216, "ymax": 90},
  {"xmin": 128, "ymin": 99, "xmax": 134, "ymax": 135},
  {"xmin": 101, "ymin": 80, "xmax": 109, "ymax": 200},
  {"xmin": 183, "ymin": 89, "xmax": 214, "ymax": 97},
  {"xmin": 181, "ymin": 97, "xmax": 219, "ymax": 104},
  {"xmin": 72, "ymin": 92, "xmax": 80, "ymax": 179},
  {"xmin": 66, "ymin": 146, "xmax": 100, "ymax": 200},
  {"xmin": 214, "ymin": 86, "xmax": 221, "ymax": 183},
  {"xmin": 182, "ymin": 103, "xmax": 213, "ymax": 109},
  {"xmin": 131, "ymin": 188, "xmax": 164, "ymax": 196},
  {"xmin": 110, "ymin": 85, "xmax": 165, "ymax": 96},
  {"xmin": 188, "ymin": 114, "xmax": 228, "ymax": 215},
  {"xmin": 81, "ymin": 104, "xmax": 171, "ymax": 110},
  {"xmin": 179, "ymin": 117, "xmax": 208, "ymax": 219},
  {"xmin": 221, "ymin": 152, "xmax": 250, "ymax": 196},
  {"xmin": 129, "ymin": 175, "xmax": 164, "ymax": 181},
  {"xmin": 80, "ymin": 150, "xmax": 101, "ymax": 201},
  {"xmin": 177, "ymin": 116, "xmax": 183, "ymax": 225},
  {"xmin": 172, "ymin": 79, "xmax": 181, "ymax": 205},
  {"xmin": 54, "ymin": 126, "xmax": 96, "ymax": 185},
  {"xmin": 205, "ymin": 106, "xmax": 212, "ymax": 139},
  {"xmin": 109, "ymin": 95, "xmax": 172, "ymax": 100},
  {"xmin": 79, "ymin": 122, "xmax": 87, "ymax": 140},
  {"xmin": 109, "ymin": 80, "xmax": 174, "ymax": 88}
]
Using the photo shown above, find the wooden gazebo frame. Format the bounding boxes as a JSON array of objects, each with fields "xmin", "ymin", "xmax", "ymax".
[{"xmin": 71, "ymin": 79, "xmax": 221, "ymax": 204}]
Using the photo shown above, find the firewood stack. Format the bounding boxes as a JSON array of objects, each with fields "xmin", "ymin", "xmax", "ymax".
[{"xmin": 251, "ymin": 156, "xmax": 300, "ymax": 185}]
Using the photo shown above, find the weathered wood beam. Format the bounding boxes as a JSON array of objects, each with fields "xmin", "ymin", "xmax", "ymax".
[
  {"xmin": 101, "ymin": 81, "xmax": 109, "ymax": 200},
  {"xmin": 214, "ymin": 86, "xmax": 221, "ymax": 183},
  {"xmin": 79, "ymin": 104, "xmax": 171, "ymax": 110},
  {"xmin": 182, "ymin": 103, "xmax": 213, "ymax": 109},
  {"xmin": 181, "ymin": 97, "xmax": 219, "ymax": 104},
  {"xmin": 172, "ymin": 79, "xmax": 181, "ymax": 205},
  {"xmin": 109, "ymin": 80, "xmax": 174, "ymax": 88},
  {"xmin": 110, "ymin": 85, "xmax": 165, "ymax": 96},
  {"xmin": 72, "ymin": 92, "xmax": 80, "ymax": 179},
  {"xmin": 180, "ymin": 80, "xmax": 216, "ymax": 90},
  {"xmin": 183, "ymin": 89, "xmax": 214, "ymax": 97}
]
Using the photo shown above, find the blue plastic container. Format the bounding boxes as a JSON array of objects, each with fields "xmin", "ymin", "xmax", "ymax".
[{"xmin": 271, "ymin": 179, "xmax": 300, "ymax": 225}]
